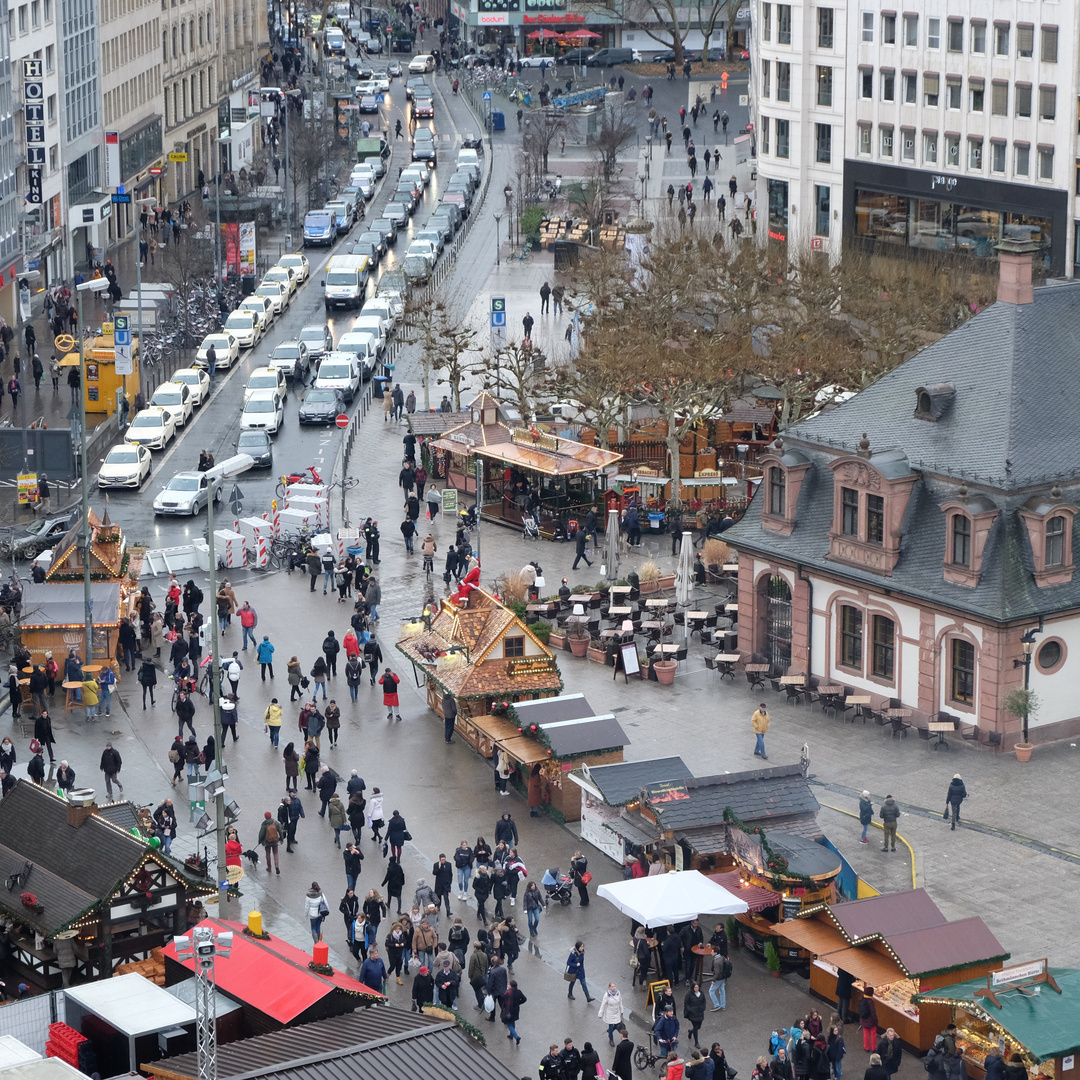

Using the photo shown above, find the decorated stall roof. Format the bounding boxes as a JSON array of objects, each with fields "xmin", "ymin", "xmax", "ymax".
[
  {"xmin": 45, "ymin": 509, "xmax": 126, "ymax": 582},
  {"xmin": 571, "ymin": 757, "xmax": 693, "ymax": 807},
  {"xmin": 912, "ymin": 967, "xmax": 1080, "ymax": 1063},
  {"xmin": 704, "ymin": 870, "xmax": 782, "ymax": 913}
]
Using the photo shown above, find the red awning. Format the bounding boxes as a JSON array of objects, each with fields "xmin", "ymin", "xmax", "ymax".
[
  {"xmin": 526, "ymin": 29, "xmax": 559, "ymax": 39},
  {"xmin": 563, "ymin": 28, "xmax": 600, "ymax": 37},
  {"xmin": 706, "ymin": 870, "xmax": 782, "ymax": 912},
  {"xmin": 162, "ymin": 917, "xmax": 381, "ymax": 1022}
]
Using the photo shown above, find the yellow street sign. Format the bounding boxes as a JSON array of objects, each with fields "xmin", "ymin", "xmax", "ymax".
[{"xmin": 168, "ymin": 152, "xmax": 189, "ymax": 163}]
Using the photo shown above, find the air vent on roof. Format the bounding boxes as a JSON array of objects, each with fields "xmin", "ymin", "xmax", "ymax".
[{"xmin": 913, "ymin": 384, "xmax": 955, "ymax": 422}]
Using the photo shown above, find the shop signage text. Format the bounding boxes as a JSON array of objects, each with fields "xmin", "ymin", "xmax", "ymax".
[
  {"xmin": 523, "ymin": 12, "xmax": 586, "ymax": 22},
  {"xmin": 22, "ymin": 59, "xmax": 44, "ymax": 204},
  {"xmin": 645, "ymin": 780, "xmax": 689, "ymax": 803},
  {"xmin": 991, "ymin": 959, "xmax": 1046, "ymax": 987},
  {"xmin": 507, "ymin": 656, "xmax": 557, "ymax": 677},
  {"xmin": 930, "ymin": 175, "xmax": 958, "ymax": 191},
  {"xmin": 512, "ymin": 426, "xmax": 558, "ymax": 451}
]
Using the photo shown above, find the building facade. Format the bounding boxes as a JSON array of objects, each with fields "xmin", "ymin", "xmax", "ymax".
[
  {"xmin": 0, "ymin": 0, "xmax": 22, "ymax": 321},
  {"xmin": 725, "ymin": 246, "xmax": 1080, "ymax": 746},
  {"xmin": 100, "ymin": 0, "xmax": 163, "ymax": 245},
  {"xmin": 752, "ymin": 1, "xmax": 1079, "ymax": 276}
]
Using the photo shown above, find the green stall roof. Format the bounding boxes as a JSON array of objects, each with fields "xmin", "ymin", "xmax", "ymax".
[{"xmin": 912, "ymin": 967, "xmax": 1080, "ymax": 1062}]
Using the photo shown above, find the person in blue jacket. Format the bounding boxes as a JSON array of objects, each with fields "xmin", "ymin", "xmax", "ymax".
[{"xmin": 654, "ymin": 1005, "xmax": 680, "ymax": 1054}]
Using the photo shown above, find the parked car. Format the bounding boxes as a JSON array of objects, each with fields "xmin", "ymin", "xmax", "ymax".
[
  {"xmin": 236, "ymin": 428, "xmax": 273, "ymax": 468},
  {"xmin": 262, "ymin": 264, "xmax": 298, "ymax": 297},
  {"xmin": 149, "ymin": 381, "xmax": 194, "ymax": 427},
  {"xmin": 124, "ymin": 406, "xmax": 178, "ymax": 450},
  {"xmin": 586, "ymin": 48, "xmax": 641, "ymax": 66},
  {"xmin": 409, "ymin": 53, "xmax": 435, "ymax": 73},
  {"xmin": 558, "ymin": 48, "xmax": 594, "ymax": 65},
  {"xmin": 414, "ymin": 226, "xmax": 445, "ymax": 254},
  {"xmin": 359, "ymin": 93, "xmax": 379, "ymax": 113},
  {"xmin": 0, "ymin": 505, "xmax": 79, "ymax": 558},
  {"xmin": 97, "ymin": 444, "xmax": 153, "ymax": 490},
  {"xmin": 412, "ymin": 129, "xmax": 437, "ymax": 165},
  {"xmin": 255, "ymin": 280, "xmax": 290, "ymax": 317},
  {"xmin": 153, "ymin": 471, "xmax": 223, "ymax": 516},
  {"xmin": 299, "ymin": 386, "xmax": 348, "ymax": 424},
  {"xmin": 405, "ymin": 76, "xmax": 429, "ymax": 100},
  {"xmin": 370, "ymin": 217, "xmax": 398, "ymax": 246},
  {"xmin": 171, "ymin": 367, "xmax": 211, "ymax": 406},
  {"xmin": 297, "ymin": 326, "xmax": 333, "ymax": 363},
  {"xmin": 277, "ymin": 252, "xmax": 311, "ymax": 282}
]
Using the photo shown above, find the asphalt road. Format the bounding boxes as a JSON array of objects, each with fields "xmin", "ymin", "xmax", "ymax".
[{"xmin": 105, "ymin": 68, "xmax": 482, "ymax": 546}]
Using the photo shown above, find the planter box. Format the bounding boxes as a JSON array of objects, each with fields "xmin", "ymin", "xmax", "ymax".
[
  {"xmin": 657, "ymin": 574, "xmax": 676, "ymax": 590},
  {"xmin": 639, "ymin": 579, "xmax": 660, "ymax": 594},
  {"xmin": 588, "ymin": 647, "xmax": 607, "ymax": 664},
  {"xmin": 569, "ymin": 636, "xmax": 589, "ymax": 657},
  {"xmin": 654, "ymin": 660, "xmax": 677, "ymax": 684},
  {"xmin": 549, "ymin": 632, "xmax": 568, "ymax": 651}
]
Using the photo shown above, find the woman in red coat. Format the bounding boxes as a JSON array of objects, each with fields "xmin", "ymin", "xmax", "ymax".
[
  {"xmin": 225, "ymin": 827, "xmax": 243, "ymax": 868},
  {"xmin": 379, "ymin": 667, "xmax": 401, "ymax": 721}
]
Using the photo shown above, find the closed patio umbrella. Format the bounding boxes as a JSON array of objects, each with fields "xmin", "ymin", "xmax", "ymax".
[
  {"xmin": 675, "ymin": 530, "xmax": 693, "ymax": 642},
  {"xmin": 605, "ymin": 508, "xmax": 620, "ymax": 581}
]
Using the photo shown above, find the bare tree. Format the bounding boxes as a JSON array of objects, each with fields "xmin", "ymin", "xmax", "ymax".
[
  {"xmin": 482, "ymin": 341, "xmax": 547, "ymax": 422},
  {"xmin": 522, "ymin": 109, "xmax": 567, "ymax": 176},
  {"xmin": 617, "ymin": 0, "xmax": 740, "ymax": 67},
  {"xmin": 546, "ymin": 345, "xmax": 631, "ymax": 449},
  {"xmin": 593, "ymin": 97, "xmax": 638, "ymax": 182},
  {"xmin": 157, "ymin": 233, "xmax": 217, "ymax": 349},
  {"xmin": 401, "ymin": 295, "xmax": 485, "ymax": 410}
]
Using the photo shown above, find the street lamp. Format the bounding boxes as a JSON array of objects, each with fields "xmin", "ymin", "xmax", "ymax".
[
  {"xmin": 646, "ymin": 133, "xmax": 653, "ymax": 159},
  {"xmin": 204, "ymin": 451, "xmax": 254, "ymax": 909},
  {"xmin": 1013, "ymin": 628, "xmax": 1041, "ymax": 743},
  {"xmin": 174, "ymin": 926, "xmax": 232, "ymax": 1080},
  {"xmin": 134, "ymin": 196, "xmax": 157, "ymax": 392},
  {"xmin": 638, "ymin": 174, "xmax": 647, "ymax": 217},
  {"xmin": 493, "ymin": 212, "xmax": 502, "ymax": 266},
  {"xmin": 75, "ymin": 277, "xmax": 110, "ymax": 662}
]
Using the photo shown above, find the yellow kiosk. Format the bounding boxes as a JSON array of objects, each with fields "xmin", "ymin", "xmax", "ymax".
[{"xmin": 56, "ymin": 326, "xmax": 141, "ymax": 417}]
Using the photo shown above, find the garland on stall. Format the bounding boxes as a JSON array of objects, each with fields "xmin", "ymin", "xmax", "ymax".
[
  {"xmin": 722, "ymin": 807, "xmax": 817, "ymax": 890},
  {"xmin": 308, "ymin": 961, "xmax": 334, "ymax": 976}
]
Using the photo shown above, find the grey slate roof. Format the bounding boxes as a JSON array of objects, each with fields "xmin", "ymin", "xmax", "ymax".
[
  {"xmin": 647, "ymin": 764, "xmax": 819, "ymax": 831},
  {"xmin": 579, "ymin": 756, "xmax": 693, "ymax": 806},
  {"xmin": 725, "ymin": 284, "xmax": 1080, "ymax": 623},
  {"xmin": 150, "ymin": 1008, "xmax": 521, "ymax": 1080},
  {"xmin": 787, "ymin": 280, "xmax": 1080, "ymax": 488},
  {"xmin": 0, "ymin": 781, "xmax": 148, "ymax": 934}
]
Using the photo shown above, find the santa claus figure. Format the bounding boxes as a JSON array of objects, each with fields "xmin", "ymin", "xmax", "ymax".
[{"xmin": 451, "ymin": 564, "xmax": 481, "ymax": 606}]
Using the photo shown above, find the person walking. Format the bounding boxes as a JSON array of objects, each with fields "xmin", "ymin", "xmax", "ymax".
[
  {"xmin": 99, "ymin": 740, "xmax": 124, "ymax": 797},
  {"xmin": 570, "ymin": 849, "xmax": 591, "ymax": 905},
  {"xmin": 879, "ymin": 796, "xmax": 900, "ymax": 852},
  {"xmin": 257, "ymin": 636, "xmax": 275, "ymax": 680},
  {"xmin": 751, "ymin": 702, "xmax": 770, "ymax": 759},
  {"xmin": 33, "ymin": 709, "xmax": 56, "ymax": 764},
  {"xmin": 137, "ymin": 657, "xmax": 157, "ymax": 708},
  {"xmin": 864, "ymin": 1055, "xmax": 888, "ymax": 1080},
  {"xmin": 612, "ymin": 1027, "xmax": 635, "ymax": 1080},
  {"xmin": 876, "ymin": 1029, "xmax": 901, "ymax": 1077},
  {"xmin": 684, "ymin": 982, "xmax": 706, "ymax": 1048},
  {"xmin": 153, "ymin": 799, "xmax": 178, "ymax": 854},
  {"xmin": 500, "ymin": 981, "xmax": 526, "ymax": 1044},
  {"xmin": 168, "ymin": 735, "xmax": 185, "ymax": 785},
  {"xmin": 945, "ymin": 774, "xmax": 967, "ymax": 830},
  {"xmin": 306, "ymin": 881, "xmax": 329, "ymax": 940},
  {"xmin": 572, "ymin": 526, "xmax": 592, "ymax": 570},
  {"xmin": 523, "ymin": 880, "xmax": 546, "ymax": 935},
  {"xmin": 709, "ymin": 950, "xmax": 731, "ymax": 1010},
  {"xmin": 283, "ymin": 741, "xmax": 300, "ymax": 793},
  {"xmin": 858, "ymin": 791, "xmax": 873, "ymax": 844},
  {"xmin": 287, "ymin": 656, "xmax": 303, "ymax": 701},
  {"xmin": 382, "ymin": 853, "xmax": 406, "ymax": 914},
  {"xmin": 566, "ymin": 940, "xmax": 595, "ymax": 1002},
  {"xmin": 598, "ymin": 983, "xmax": 625, "ymax": 1045},
  {"xmin": 322, "ymin": 630, "xmax": 341, "ymax": 678},
  {"xmin": 386, "ymin": 809, "xmax": 408, "ymax": 859},
  {"xmin": 473, "ymin": 865, "xmax": 493, "ymax": 925},
  {"xmin": 379, "ymin": 667, "xmax": 401, "ymax": 720},
  {"xmin": 522, "ymin": 312, "xmax": 534, "ymax": 342},
  {"xmin": 483, "ymin": 955, "xmax": 508, "ymax": 1021}
]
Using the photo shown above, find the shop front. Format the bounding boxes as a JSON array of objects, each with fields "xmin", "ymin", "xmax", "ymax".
[
  {"xmin": 843, "ymin": 160, "xmax": 1068, "ymax": 276},
  {"xmin": 912, "ymin": 961, "xmax": 1080, "ymax": 1080},
  {"xmin": 774, "ymin": 889, "xmax": 1008, "ymax": 1052}
]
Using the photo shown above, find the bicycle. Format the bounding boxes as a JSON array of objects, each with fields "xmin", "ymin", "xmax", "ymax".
[{"xmin": 511, "ymin": 245, "xmax": 532, "ymax": 262}]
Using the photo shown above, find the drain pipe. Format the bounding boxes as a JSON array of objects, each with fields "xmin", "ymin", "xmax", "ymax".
[{"xmin": 797, "ymin": 563, "xmax": 813, "ymax": 675}]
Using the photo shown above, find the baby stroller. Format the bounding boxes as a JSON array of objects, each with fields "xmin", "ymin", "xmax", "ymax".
[
  {"xmin": 523, "ymin": 516, "xmax": 540, "ymax": 541},
  {"xmin": 542, "ymin": 867, "xmax": 574, "ymax": 906}
]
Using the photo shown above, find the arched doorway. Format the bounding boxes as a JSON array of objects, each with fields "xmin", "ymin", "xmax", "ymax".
[{"xmin": 764, "ymin": 575, "xmax": 792, "ymax": 672}]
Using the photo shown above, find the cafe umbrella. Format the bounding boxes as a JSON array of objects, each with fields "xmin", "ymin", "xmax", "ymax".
[
  {"xmin": 605, "ymin": 508, "xmax": 620, "ymax": 581},
  {"xmin": 675, "ymin": 530, "xmax": 694, "ymax": 643}
]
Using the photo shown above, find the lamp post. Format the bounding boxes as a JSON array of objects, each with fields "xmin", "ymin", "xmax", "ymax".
[
  {"xmin": 646, "ymin": 132, "xmax": 653, "ymax": 159},
  {"xmin": 204, "ymin": 452, "xmax": 254, "ymax": 908},
  {"xmin": 493, "ymin": 212, "xmax": 502, "ymax": 266},
  {"xmin": 214, "ymin": 135, "xmax": 233, "ymax": 316},
  {"xmin": 638, "ymin": 174, "xmax": 647, "ymax": 218},
  {"xmin": 1014, "ymin": 628, "xmax": 1040, "ymax": 743},
  {"xmin": 75, "ymin": 277, "xmax": 111, "ymax": 661},
  {"xmin": 15, "ymin": 270, "xmax": 40, "ymax": 472},
  {"xmin": 174, "ymin": 926, "xmax": 232, "ymax": 1080},
  {"xmin": 134, "ymin": 196, "xmax": 157, "ymax": 389}
]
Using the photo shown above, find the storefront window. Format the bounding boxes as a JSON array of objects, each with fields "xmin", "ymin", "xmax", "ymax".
[
  {"xmin": 767, "ymin": 179, "xmax": 789, "ymax": 241},
  {"xmin": 815, "ymin": 185, "xmax": 830, "ymax": 236}
]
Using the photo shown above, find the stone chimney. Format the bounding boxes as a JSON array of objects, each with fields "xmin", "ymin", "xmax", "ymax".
[
  {"xmin": 66, "ymin": 802, "xmax": 98, "ymax": 828},
  {"xmin": 995, "ymin": 237, "xmax": 1041, "ymax": 305}
]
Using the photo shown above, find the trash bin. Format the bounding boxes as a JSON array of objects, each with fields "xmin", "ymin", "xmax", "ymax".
[
  {"xmin": 241, "ymin": 274, "xmax": 256, "ymax": 297},
  {"xmin": 491, "ymin": 110, "xmax": 505, "ymax": 131},
  {"xmin": 372, "ymin": 376, "xmax": 388, "ymax": 399}
]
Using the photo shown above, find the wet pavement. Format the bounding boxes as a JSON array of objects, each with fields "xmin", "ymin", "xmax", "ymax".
[{"xmin": 1, "ymin": 56, "xmax": 1070, "ymax": 1080}]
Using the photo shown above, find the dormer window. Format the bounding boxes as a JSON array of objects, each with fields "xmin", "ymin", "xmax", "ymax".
[
  {"xmin": 841, "ymin": 488, "xmax": 859, "ymax": 535},
  {"xmin": 769, "ymin": 467, "xmax": 786, "ymax": 516},
  {"xmin": 759, "ymin": 444, "xmax": 811, "ymax": 536},
  {"xmin": 1018, "ymin": 492, "xmax": 1077, "ymax": 586},
  {"xmin": 952, "ymin": 515, "xmax": 971, "ymax": 567},
  {"xmin": 942, "ymin": 491, "xmax": 998, "ymax": 587},
  {"xmin": 913, "ymin": 383, "xmax": 956, "ymax": 422}
]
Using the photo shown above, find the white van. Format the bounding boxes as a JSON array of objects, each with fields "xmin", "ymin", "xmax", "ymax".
[
  {"xmin": 322, "ymin": 253, "xmax": 370, "ymax": 310},
  {"xmin": 351, "ymin": 313, "xmax": 387, "ymax": 358},
  {"xmin": 335, "ymin": 331, "xmax": 379, "ymax": 379},
  {"xmin": 326, "ymin": 27, "xmax": 346, "ymax": 54},
  {"xmin": 313, "ymin": 351, "xmax": 362, "ymax": 402}
]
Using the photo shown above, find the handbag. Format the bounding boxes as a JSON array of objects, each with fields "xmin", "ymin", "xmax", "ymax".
[
  {"xmin": 629, "ymin": 952, "xmax": 639, "ymax": 968},
  {"xmin": 408, "ymin": 955, "xmax": 422, "ymax": 971},
  {"xmin": 563, "ymin": 968, "xmax": 576, "ymax": 982},
  {"xmin": 317, "ymin": 898, "xmax": 330, "ymax": 918},
  {"xmin": 381, "ymin": 841, "xmax": 389, "ymax": 857},
  {"xmin": 403, "ymin": 830, "xmax": 412, "ymax": 842},
  {"xmin": 943, "ymin": 808, "xmax": 950, "ymax": 820},
  {"xmin": 483, "ymin": 993, "xmax": 495, "ymax": 1013},
  {"xmin": 168, "ymin": 749, "xmax": 181, "ymax": 763},
  {"xmin": 581, "ymin": 870, "xmax": 593, "ymax": 885}
]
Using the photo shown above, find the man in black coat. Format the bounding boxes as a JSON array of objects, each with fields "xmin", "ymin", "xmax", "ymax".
[
  {"xmin": 99, "ymin": 741, "xmax": 123, "ymax": 798},
  {"xmin": 679, "ymin": 918, "xmax": 704, "ymax": 984},
  {"xmin": 432, "ymin": 853, "xmax": 454, "ymax": 917},
  {"xmin": 572, "ymin": 526, "xmax": 592, "ymax": 570},
  {"xmin": 317, "ymin": 766, "xmax": 337, "ymax": 817},
  {"xmin": 176, "ymin": 691, "xmax": 196, "ymax": 737},
  {"xmin": 322, "ymin": 631, "xmax": 341, "ymax": 677},
  {"xmin": 661, "ymin": 927, "xmax": 683, "ymax": 986},
  {"xmin": 611, "ymin": 1027, "xmax": 635, "ymax": 1080},
  {"xmin": 494, "ymin": 811, "xmax": 519, "ymax": 846}
]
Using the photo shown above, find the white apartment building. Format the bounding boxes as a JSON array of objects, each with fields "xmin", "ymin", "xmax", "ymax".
[
  {"xmin": 100, "ymin": 0, "xmax": 163, "ymax": 245},
  {"xmin": 10, "ymin": 0, "xmax": 66, "ymax": 286},
  {"xmin": 752, "ymin": 1, "xmax": 1079, "ymax": 277}
]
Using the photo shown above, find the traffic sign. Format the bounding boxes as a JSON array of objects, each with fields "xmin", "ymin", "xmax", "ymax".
[
  {"xmin": 483, "ymin": 91, "xmax": 492, "ymax": 101},
  {"xmin": 111, "ymin": 193, "xmax": 131, "ymax": 204},
  {"xmin": 375, "ymin": 93, "xmax": 385, "ymax": 103},
  {"xmin": 491, "ymin": 311, "xmax": 506, "ymax": 327},
  {"xmin": 491, "ymin": 296, "xmax": 505, "ymax": 312},
  {"xmin": 149, "ymin": 166, "xmax": 163, "ymax": 176},
  {"xmin": 336, "ymin": 414, "xmax": 350, "ymax": 428}
]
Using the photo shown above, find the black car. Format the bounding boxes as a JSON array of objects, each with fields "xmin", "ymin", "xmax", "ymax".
[
  {"xmin": 370, "ymin": 217, "xmax": 398, "ymax": 246},
  {"xmin": 351, "ymin": 240, "xmax": 381, "ymax": 263},
  {"xmin": 356, "ymin": 230, "xmax": 387, "ymax": 258},
  {"xmin": 298, "ymin": 386, "xmax": 347, "ymax": 424},
  {"xmin": 559, "ymin": 48, "xmax": 594, "ymax": 65},
  {"xmin": 236, "ymin": 428, "xmax": 273, "ymax": 468}
]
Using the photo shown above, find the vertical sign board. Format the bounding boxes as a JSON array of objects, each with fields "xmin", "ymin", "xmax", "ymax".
[
  {"xmin": 490, "ymin": 295, "xmax": 507, "ymax": 351},
  {"xmin": 114, "ymin": 315, "xmax": 133, "ymax": 376},
  {"xmin": 105, "ymin": 131, "xmax": 120, "ymax": 187},
  {"xmin": 22, "ymin": 60, "xmax": 44, "ymax": 204}
]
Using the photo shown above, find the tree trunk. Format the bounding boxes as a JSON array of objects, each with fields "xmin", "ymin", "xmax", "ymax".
[{"xmin": 665, "ymin": 432, "xmax": 683, "ymax": 508}]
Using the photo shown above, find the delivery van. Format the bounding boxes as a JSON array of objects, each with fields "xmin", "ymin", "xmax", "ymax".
[{"xmin": 321, "ymin": 254, "xmax": 370, "ymax": 310}]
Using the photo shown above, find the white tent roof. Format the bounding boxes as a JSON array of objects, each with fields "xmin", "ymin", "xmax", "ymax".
[
  {"xmin": 597, "ymin": 870, "xmax": 749, "ymax": 926},
  {"xmin": 63, "ymin": 972, "xmax": 195, "ymax": 1036}
]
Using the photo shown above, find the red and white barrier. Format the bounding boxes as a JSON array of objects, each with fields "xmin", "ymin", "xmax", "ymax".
[
  {"xmin": 213, "ymin": 529, "xmax": 247, "ymax": 568},
  {"xmin": 286, "ymin": 494, "xmax": 329, "ymax": 529},
  {"xmin": 251, "ymin": 534, "xmax": 269, "ymax": 569},
  {"xmin": 335, "ymin": 528, "xmax": 362, "ymax": 560},
  {"xmin": 285, "ymin": 483, "xmax": 329, "ymax": 502}
]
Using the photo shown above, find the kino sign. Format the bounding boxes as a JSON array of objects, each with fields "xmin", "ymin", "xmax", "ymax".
[{"xmin": 22, "ymin": 59, "xmax": 45, "ymax": 204}]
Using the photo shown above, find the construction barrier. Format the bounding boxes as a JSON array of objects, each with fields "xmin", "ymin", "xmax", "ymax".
[{"xmin": 213, "ymin": 529, "xmax": 247, "ymax": 569}]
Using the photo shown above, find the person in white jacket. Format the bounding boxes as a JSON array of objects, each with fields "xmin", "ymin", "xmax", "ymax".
[
  {"xmin": 598, "ymin": 982, "xmax": 625, "ymax": 1046},
  {"xmin": 305, "ymin": 881, "xmax": 328, "ymax": 942}
]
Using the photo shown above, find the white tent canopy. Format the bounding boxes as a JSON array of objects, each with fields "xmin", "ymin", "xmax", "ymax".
[{"xmin": 597, "ymin": 870, "xmax": 749, "ymax": 926}]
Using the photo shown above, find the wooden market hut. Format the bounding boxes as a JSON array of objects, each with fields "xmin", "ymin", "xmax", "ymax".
[
  {"xmin": 428, "ymin": 392, "xmax": 622, "ymax": 535},
  {"xmin": 0, "ymin": 782, "xmax": 211, "ymax": 989},
  {"xmin": 775, "ymin": 889, "xmax": 1009, "ymax": 1053}
]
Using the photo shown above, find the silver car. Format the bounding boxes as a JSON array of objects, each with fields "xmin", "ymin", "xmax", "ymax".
[{"xmin": 153, "ymin": 471, "xmax": 223, "ymax": 516}]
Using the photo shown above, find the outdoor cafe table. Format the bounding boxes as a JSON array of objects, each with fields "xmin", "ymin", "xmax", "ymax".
[
  {"xmin": 817, "ymin": 684, "xmax": 844, "ymax": 714},
  {"xmin": 846, "ymin": 695, "xmax": 871, "ymax": 705},
  {"xmin": 527, "ymin": 602, "xmax": 557, "ymax": 614},
  {"xmin": 712, "ymin": 653, "xmax": 740, "ymax": 679},
  {"xmin": 566, "ymin": 614, "xmax": 590, "ymax": 626},
  {"xmin": 645, "ymin": 598, "xmax": 672, "ymax": 609},
  {"xmin": 745, "ymin": 663, "xmax": 770, "ymax": 672},
  {"xmin": 882, "ymin": 707, "xmax": 913, "ymax": 717},
  {"xmin": 724, "ymin": 603, "xmax": 739, "ymax": 613},
  {"xmin": 606, "ymin": 606, "xmax": 633, "ymax": 619},
  {"xmin": 610, "ymin": 585, "xmax": 632, "ymax": 597},
  {"xmin": 568, "ymin": 595, "xmax": 594, "ymax": 605},
  {"xmin": 690, "ymin": 943, "xmax": 716, "ymax": 982},
  {"xmin": 928, "ymin": 720, "xmax": 956, "ymax": 749},
  {"xmin": 722, "ymin": 564, "xmax": 739, "ymax": 573},
  {"xmin": 779, "ymin": 675, "xmax": 805, "ymax": 685},
  {"xmin": 655, "ymin": 643, "xmax": 680, "ymax": 658}
]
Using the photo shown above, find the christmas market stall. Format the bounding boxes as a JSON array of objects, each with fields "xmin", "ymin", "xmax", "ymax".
[
  {"xmin": 775, "ymin": 889, "xmax": 1009, "ymax": 1052},
  {"xmin": 429, "ymin": 392, "xmax": 622, "ymax": 536},
  {"xmin": 0, "ymin": 783, "xmax": 211, "ymax": 989},
  {"xmin": 911, "ymin": 960, "xmax": 1080, "ymax": 1080}
]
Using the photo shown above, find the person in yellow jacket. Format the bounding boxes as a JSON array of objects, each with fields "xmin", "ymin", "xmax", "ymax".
[
  {"xmin": 264, "ymin": 698, "xmax": 283, "ymax": 748},
  {"xmin": 82, "ymin": 678, "xmax": 100, "ymax": 722},
  {"xmin": 751, "ymin": 702, "xmax": 770, "ymax": 760}
]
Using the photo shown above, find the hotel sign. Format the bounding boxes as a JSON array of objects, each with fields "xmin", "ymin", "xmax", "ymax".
[{"xmin": 22, "ymin": 60, "xmax": 44, "ymax": 204}]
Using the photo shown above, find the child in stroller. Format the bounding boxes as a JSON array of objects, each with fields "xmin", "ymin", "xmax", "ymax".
[{"xmin": 542, "ymin": 867, "xmax": 574, "ymax": 906}]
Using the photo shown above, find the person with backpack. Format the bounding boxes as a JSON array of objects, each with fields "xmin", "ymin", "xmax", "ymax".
[
  {"xmin": 709, "ymin": 951, "xmax": 732, "ymax": 1010},
  {"xmin": 879, "ymin": 797, "xmax": 900, "ymax": 852},
  {"xmin": 258, "ymin": 811, "xmax": 280, "ymax": 872},
  {"xmin": 857, "ymin": 989, "xmax": 878, "ymax": 1051},
  {"xmin": 322, "ymin": 630, "xmax": 341, "ymax": 677},
  {"xmin": 945, "ymin": 774, "xmax": 967, "ymax": 830},
  {"xmin": 363, "ymin": 636, "xmax": 384, "ymax": 686},
  {"xmin": 137, "ymin": 656, "xmax": 157, "ymax": 708}
]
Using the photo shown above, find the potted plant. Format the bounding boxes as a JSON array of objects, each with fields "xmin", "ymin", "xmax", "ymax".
[
  {"xmin": 653, "ymin": 658, "xmax": 677, "ymax": 684},
  {"xmin": 587, "ymin": 637, "xmax": 607, "ymax": 663},
  {"xmin": 725, "ymin": 915, "xmax": 739, "ymax": 948},
  {"xmin": 568, "ymin": 622, "xmax": 590, "ymax": 657},
  {"xmin": 1004, "ymin": 687, "xmax": 1039, "ymax": 761},
  {"xmin": 764, "ymin": 940, "xmax": 782, "ymax": 978},
  {"xmin": 639, "ymin": 560, "xmax": 661, "ymax": 594},
  {"xmin": 520, "ymin": 206, "xmax": 545, "ymax": 249},
  {"xmin": 549, "ymin": 626, "xmax": 568, "ymax": 651}
]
